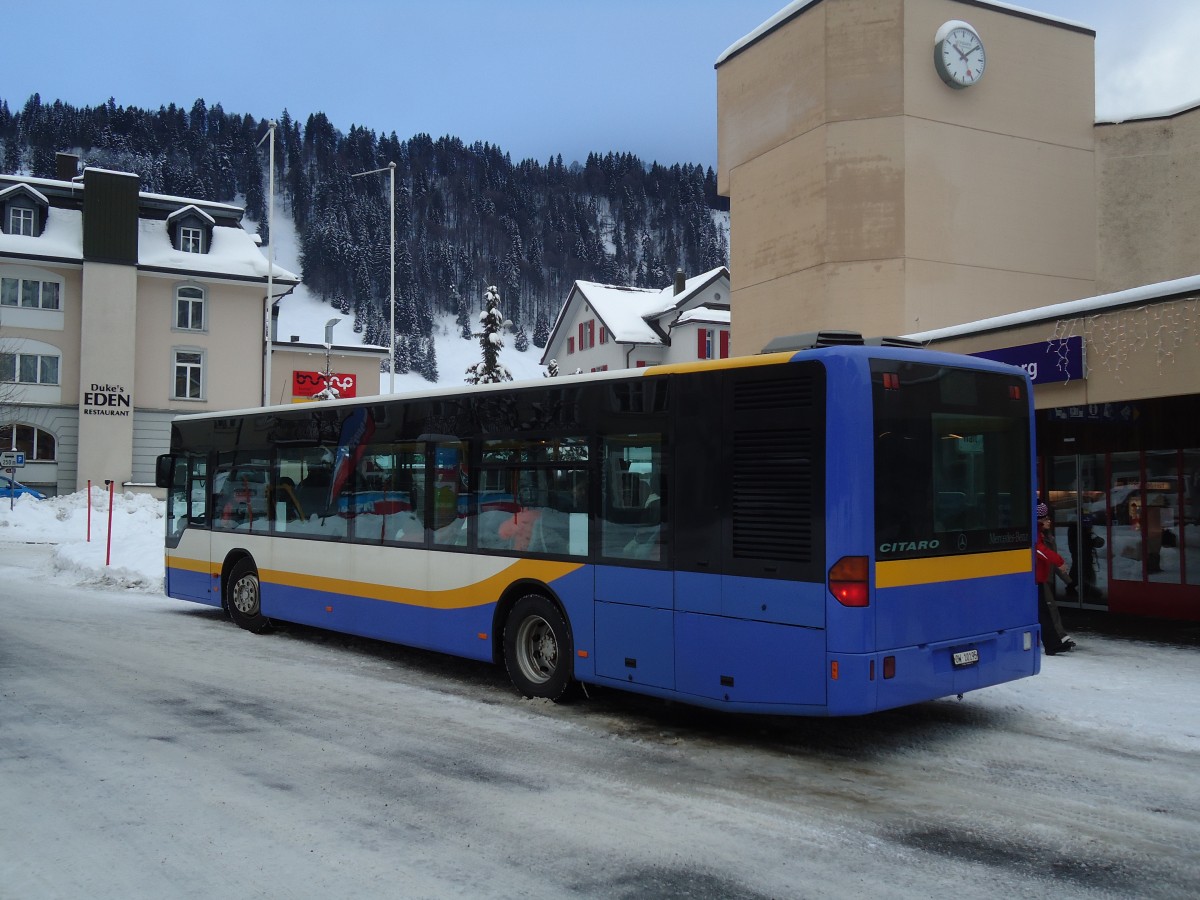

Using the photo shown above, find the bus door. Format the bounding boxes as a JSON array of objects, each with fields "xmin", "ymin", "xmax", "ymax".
[
  {"xmin": 594, "ymin": 434, "xmax": 674, "ymax": 690},
  {"xmin": 164, "ymin": 453, "xmax": 214, "ymax": 604}
]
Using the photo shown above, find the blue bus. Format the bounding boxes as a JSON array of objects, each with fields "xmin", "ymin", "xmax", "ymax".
[{"xmin": 157, "ymin": 335, "xmax": 1039, "ymax": 716}]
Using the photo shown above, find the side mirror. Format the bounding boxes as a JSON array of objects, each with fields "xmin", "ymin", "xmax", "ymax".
[{"xmin": 155, "ymin": 454, "xmax": 174, "ymax": 489}]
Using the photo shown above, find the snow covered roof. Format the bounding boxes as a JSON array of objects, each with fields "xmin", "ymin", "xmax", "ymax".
[
  {"xmin": 167, "ymin": 204, "xmax": 216, "ymax": 225},
  {"xmin": 673, "ymin": 305, "xmax": 730, "ymax": 327},
  {"xmin": 139, "ymin": 217, "xmax": 298, "ymax": 283},
  {"xmin": 0, "ymin": 203, "xmax": 296, "ymax": 284},
  {"xmin": 0, "ymin": 183, "xmax": 49, "ymax": 206},
  {"xmin": 904, "ymin": 272, "xmax": 1200, "ymax": 343},
  {"xmin": 572, "ymin": 283, "xmax": 663, "ymax": 343},
  {"xmin": 0, "ymin": 207, "xmax": 83, "ymax": 261}
]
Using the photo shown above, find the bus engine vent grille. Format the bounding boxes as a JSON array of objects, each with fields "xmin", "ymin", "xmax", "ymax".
[
  {"xmin": 731, "ymin": 428, "xmax": 814, "ymax": 562},
  {"xmin": 733, "ymin": 376, "xmax": 816, "ymax": 411}
]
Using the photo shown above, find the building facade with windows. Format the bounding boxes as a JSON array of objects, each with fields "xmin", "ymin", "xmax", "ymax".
[
  {"xmin": 541, "ymin": 267, "xmax": 731, "ymax": 373},
  {"xmin": 717, "ymin": 0, "xmax": 1200, "ymax": 620},
  {"xmin": 0, "ymin": 159, "xmax": 305, "ymax": 495}
]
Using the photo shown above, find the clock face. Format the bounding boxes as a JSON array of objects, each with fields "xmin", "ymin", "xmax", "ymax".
[{"xmin": 935, "ymin": 22, "xmax": 986, "ymax": 88}]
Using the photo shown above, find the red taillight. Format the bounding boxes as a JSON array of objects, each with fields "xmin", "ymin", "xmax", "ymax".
[
  {"xmin": 883, "ymin": 656, "xmax": 896, "ymax": 679},
  {"xmin": 828, "ymin": 556, "xmax": 870, "ymax": 607}
]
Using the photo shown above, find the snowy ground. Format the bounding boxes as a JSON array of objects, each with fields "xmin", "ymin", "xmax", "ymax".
[{"xmin": 3, "ymin": 490, "xmax": 1200, "ymax": 897}]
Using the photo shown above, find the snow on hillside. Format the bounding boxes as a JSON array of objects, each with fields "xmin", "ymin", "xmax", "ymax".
[{"xmin": 253, "ymin": 204, "xmax": 552, "ymax": 394}]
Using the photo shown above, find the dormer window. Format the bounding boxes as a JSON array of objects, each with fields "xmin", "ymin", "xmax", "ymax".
[
  {"xmin": 167, "ymin": 205, "xmax": 215, "ymax": 255},
  {"xmin": 180, "ymin": 226, "xmax": 203, "ymax": 253},
  {"xmin": 9, "ymin": 207, "xmax": 34, "ymax": 236},
  {"xmin": 0, "ymin": 183, "xmax": 50, "ymax": 237}
]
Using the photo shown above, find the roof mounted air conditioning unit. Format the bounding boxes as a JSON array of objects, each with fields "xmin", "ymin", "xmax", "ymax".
[
  {"xmin": 864, "ymin": 336, "xmax": 925, "ymax": 349},
  {"xmin": 760, "ymin": 330, "xmax": 864, "ymax": 353}
]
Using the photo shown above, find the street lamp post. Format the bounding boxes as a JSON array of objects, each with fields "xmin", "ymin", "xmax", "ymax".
[
  {"xmin": 351, "ymin": 162, "xmax": 396, "ymax": 394},
  {"xmin": 257, "ymin": 120, "xmax": 277, "ymax": 406}
]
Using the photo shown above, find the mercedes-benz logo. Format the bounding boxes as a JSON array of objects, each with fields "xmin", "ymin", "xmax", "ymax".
[{"xmin": 957, "ymin": 534, "xmax": 968, "ymax": 551}]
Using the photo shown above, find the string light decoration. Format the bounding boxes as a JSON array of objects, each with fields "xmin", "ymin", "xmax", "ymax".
[{"xmin": 1049, "ymin": 297, "xmax": 1200, "ymax": 383}]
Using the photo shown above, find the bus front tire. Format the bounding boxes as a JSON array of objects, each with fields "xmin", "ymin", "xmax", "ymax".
[
  {"xmin": 503, "ymin": 594, "xmax": 577, "ymax": 702},
  {"xmin": 226, "ymin": 558, "xmax": 271, "ymax": 634}
]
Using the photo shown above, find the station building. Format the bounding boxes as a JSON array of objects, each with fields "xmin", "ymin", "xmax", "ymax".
[{"xmin": 717, "ymin": 0, "xmax": 1200, "ymax": 619}]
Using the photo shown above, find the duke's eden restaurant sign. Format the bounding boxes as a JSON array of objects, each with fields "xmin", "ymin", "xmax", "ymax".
[
  {"xmin": 292, "ymin": 370, "xmax": 357, "ymax": 400},
  {"xmin": 83, "ymin": 382, "xmax": 132, "ymax": 417}
]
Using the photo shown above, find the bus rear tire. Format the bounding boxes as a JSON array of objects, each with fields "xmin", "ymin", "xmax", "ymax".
[
  {"xmin": 503, "ymin": 594, "xmax": 577, "ymax": 702},
  {"xmin": 226, "ymin": 557, "xmax": 271, "ymax": 634}
]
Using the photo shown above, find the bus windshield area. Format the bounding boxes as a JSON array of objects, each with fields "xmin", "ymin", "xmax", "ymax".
[{"xmin": 873, "ymin": 361, "xmax": 1032, "ymax": 559}]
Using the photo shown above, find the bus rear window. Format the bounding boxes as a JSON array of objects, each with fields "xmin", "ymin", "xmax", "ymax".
[{"xmin": 873, "ymin": 362, "xmax": 1031, "ymax": 559}]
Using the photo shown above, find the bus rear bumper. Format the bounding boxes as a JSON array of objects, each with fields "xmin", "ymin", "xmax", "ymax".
[{"xmin": 832, "ymin": 626, "xmax": 1041, "ymax": 715}]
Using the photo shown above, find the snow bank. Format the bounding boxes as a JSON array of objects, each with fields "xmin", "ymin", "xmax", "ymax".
[{"xmin": 0, "ymin": 488, "xmax": 165, "ymax": 592}]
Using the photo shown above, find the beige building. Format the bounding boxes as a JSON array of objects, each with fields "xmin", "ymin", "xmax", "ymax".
[
  {"xmin": 0, "ymin": 157, "xmax": 385, "ymax": 496},
  {"xmin": 717, "ymin": 0, "xmax": 1200, "ymax": 621},
  {"xmin": 717, "ymin": 0, "xmax": 1097, "ymax": 356}
]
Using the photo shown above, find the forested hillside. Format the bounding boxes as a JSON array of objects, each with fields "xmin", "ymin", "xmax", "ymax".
[{"xmin": 0, "ymin": 94, "xmax": 729, "ymax": 380}]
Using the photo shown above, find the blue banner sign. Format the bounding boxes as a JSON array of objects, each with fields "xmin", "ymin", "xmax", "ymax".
[{"xmin": 973, "ymin": 336, "xmax": 1084, "ymax": 384}]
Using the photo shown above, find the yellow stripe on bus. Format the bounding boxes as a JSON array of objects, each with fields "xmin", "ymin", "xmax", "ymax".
[
  {"xmin": 166, "ymin": 554, "xmax": 216, "ymax": 575},
  {"xmin": 260, "ymin": 558, "xmax": 583, "ymax": 610},
  {"xmin": 876, "ymin": 549, "xmax": 1031, "ymax": 589},
  {"xmin": 640, "ymin": 351, "xmax": 798, "ymax": 377}
]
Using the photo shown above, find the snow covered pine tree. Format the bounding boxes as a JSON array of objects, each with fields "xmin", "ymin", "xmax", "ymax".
[{"xmin": 465, "ymin": 285, "xmax": 513, "ymax": 384}]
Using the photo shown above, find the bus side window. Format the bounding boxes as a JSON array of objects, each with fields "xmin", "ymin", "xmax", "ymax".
[
  {"xmin": 187, "ymin": 456, "xmax": 209, "ymax": 528},
  {"xmin": 601, "ymin": 436, "xmax": 664, "ymax": 562}
]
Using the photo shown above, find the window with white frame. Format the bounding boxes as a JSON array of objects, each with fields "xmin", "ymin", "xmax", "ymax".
[
  {"xmin": 175, "ymin": 286, "xmax": 205, "ymax": 330},
  {"xmin": 1, "ymin": 276, "xmax": 61, "ymax": 310},
  {"xmin": 0, "ymin": 351, "xmax": 60, "ymax": 385},
  {"xmin": 180, "ymin": 226, "xmax": 203, "ymax": 254},
  {"xmin": 173, "ymin": 349, "xmax": 204, "ymax": 400},
  {"xmin": 8, "ymin": 207, "xmax": 34, "ymax": 236}
]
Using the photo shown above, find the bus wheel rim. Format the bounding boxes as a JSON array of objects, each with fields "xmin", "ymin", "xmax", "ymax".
[
  {"xmin": 232, "ymin": 576, "xmax": 259, "ymax": 616},
  {"xmin": 516, "ymin": 615, "xmax": 557, "ymax": 685}
]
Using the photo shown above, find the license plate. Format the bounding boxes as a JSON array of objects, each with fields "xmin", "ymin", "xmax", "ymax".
[{"xmin": 952, "ymin": 648, "xmax": 979, "ymax": 667}]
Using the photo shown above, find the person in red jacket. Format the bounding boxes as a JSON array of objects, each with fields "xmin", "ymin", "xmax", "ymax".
[{"xmin": 1036, "ymin": 502, "xmax": 1076, "ymax": 655}]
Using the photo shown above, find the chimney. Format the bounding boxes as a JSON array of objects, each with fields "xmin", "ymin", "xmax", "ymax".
[
  {"xmin": 56, "ymin": 152, "xmax": 80, "ymax": 181},
  {"xmin": 674, "ymin": 268, "xmax": 686, "ymax": 295}
]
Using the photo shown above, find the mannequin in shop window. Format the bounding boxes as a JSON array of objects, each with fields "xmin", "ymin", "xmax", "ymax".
[{"xmin": 1066, "ymin": 515, "xmax": 1104, "ymax": 601}]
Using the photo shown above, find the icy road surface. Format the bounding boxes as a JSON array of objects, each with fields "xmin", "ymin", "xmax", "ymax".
[{"xmin": 1, "ymin": 544, "xmax": 1198, "ymax": 899}]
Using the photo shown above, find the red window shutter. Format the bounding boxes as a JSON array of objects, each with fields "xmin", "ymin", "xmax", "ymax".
[
  {"xmin": 697, "ymin": 329, "xmax": 707, "ymax": 359},
  {"xmin": 568, "ymin": 337, "xmax": 575, "ymax": 354},
  {"xmin": 720, "ymin": 330, "xmax": 730, "ymax": 359},
  {"xmin": 600, "ymin": 326, "xmax": 607, "ymax": 344},
  {"xmin": 578, "ymin": 323, "xmax": 584, "ymax": 348}
]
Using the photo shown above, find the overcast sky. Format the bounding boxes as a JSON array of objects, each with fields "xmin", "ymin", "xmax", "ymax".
[{"xmin": 6, "ymin": 1, "xmax": 1200, "ymax": 168}]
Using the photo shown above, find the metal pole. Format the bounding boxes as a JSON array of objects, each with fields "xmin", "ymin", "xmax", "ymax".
[
  {"xmin": 260, "ymin": 121, "xmax": 277, "ymax": 407},
  {"xmin": 389, "ymin": 161, "xmax": 396, "ymax": 395},
  {"xmin": 87, "ymin": 479, "xmax": 92, "ymax": 541},
  {"xmin": 352, "ymin": 163, "xmax": 397, "ymax": 395},
  {"xmin": 105, "ymin": 480, "xmax": 114, "ymax": 567}
]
